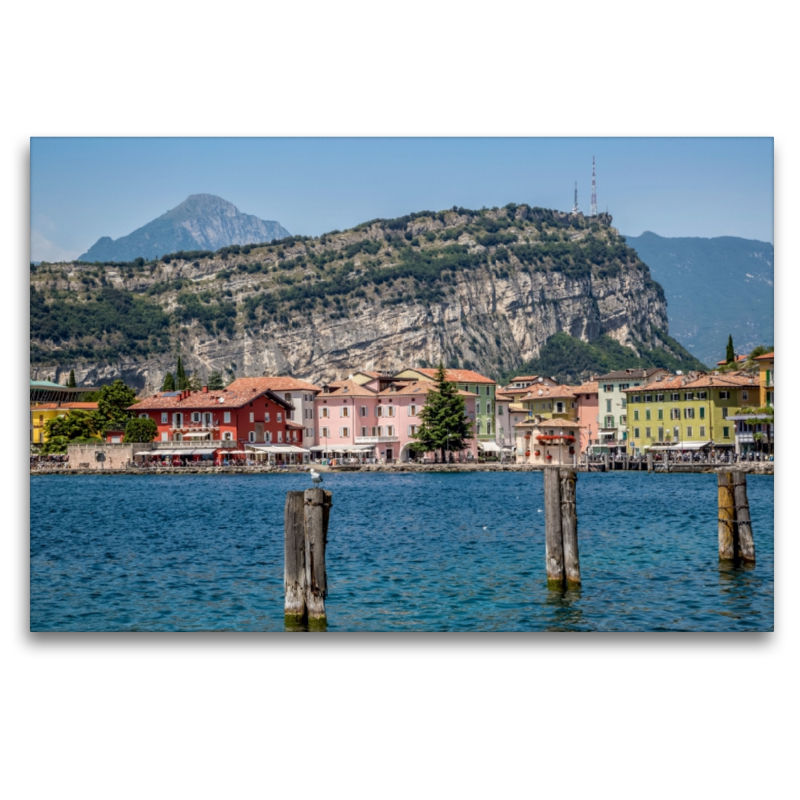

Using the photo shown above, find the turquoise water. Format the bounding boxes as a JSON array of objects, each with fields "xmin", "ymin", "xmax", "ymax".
[{"xmin": 29, "ymin": 472, "xmax": 774, "ymax": 632}]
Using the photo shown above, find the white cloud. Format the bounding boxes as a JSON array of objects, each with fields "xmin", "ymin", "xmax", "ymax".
[{"xmin": 30, "ymin": 229, "xmax": 80, "ymax": 263}]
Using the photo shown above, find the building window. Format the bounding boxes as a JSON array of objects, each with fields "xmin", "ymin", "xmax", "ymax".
[
  {"xmin": 742, "ymin": 390, "xmax": 749, "ymax": 401},
  {"xmin": 321, "ymin": 407, "xmax": 329, "ymax": 418},
  {"xmin": 224, "ymin": 411, "xmax": 231, "ymax": 423},
  {"xmin": 620, "ymin": 383, "xmax": 630, "ymax": 391},
  {"xmin": 161, "ymin": 432, "xmax": 168, "ymax": 442},
  {"xmin": 634, "ymin": 410, "xmax": 639, "ymax": 421},
  {"xmin": 341, "ymin": 427, "xmax": 349, "ymax": 437},
  {"xmin": 722, "ymin": 408, "xmax": 728, "ymax": 419},
  {"xmin": 670, "ymin": 408, "xmax": 680, "ymax": 420},
  {"xmin": 408, "ymin": 425, "xmax": 418, "ymax": 435},
  {"xmin": 223, "ymin": 431, "xmax": 232, "ymax": 441},
  {"xmin": 719, "ymin": 391, "xmax": 730, "ymax": 400},
  {"xmin": 604, "ymin": 415, "xmax": 614, "ymax": 428},
  {"xmin": 645, "ymin": 395, "xmax": 653, "ymax": 403},
  {"xmin": 723, "ymin": 426, "xmax": 730, "ymax": 438},
  {"xmin": 699, "ymin": 407, "xmax": 705, "ymax": 419},
  {"xmin": 192, "ymin": 412, "xmax": 200, "ymax": 423},
  {"xmin": 410, "ymin": 405, "xmax": 417, "ymax": 416},
  {"xmin": 699, "ymin": 426, "xmax": 706, "ymax": 437},
  {"xmin": 686, "ymin": 426, "xmax": 693, "ymax": 437},
  {"xmin": 321, "ymin": 426, "xmax": 329, "ymax": 438},
  {"xmin": 361, "ymin": 426, "xmax": 368, "ymax": 436},
  {"xmin": 620, "ymin": 415, "xmax": 626, "ymax": 425},
  {"xmin": 387, "ymin": 406, "xmax": 395, "ymax": 417},
  {"xmin": 265, "ymin": 411, "xmax": 270, "ymax": 422},
  {"xmin": 340, "ymin": 406, "xmax": 349, "ymax": 418},
  {"xmin": 645, "ymin": 409, "xmax": 651, "ymax": 421},
  {"xmin": 277, "ymin": 412, "xmax": 282, "ymax": 422},
  {"xmin": 487, "ymin": 421, "xmax": 492, "ymax": 435},
  {"xmin": 645, "ymin": 427, "xmax": 651, "ymax": 439},
  {"xmin": 606, "ymin": 399, "xmax": 612, "ymax": 412},
  {"xmin": 697, "ymin": 392, "xmax": 707, "ymax": 400},
  {"xmin": 673, "ymin": 427, "xmax": 680, "ymax": 440},
  {"xmin": 656, "ymin": 394, "xmax": 664, "ymax": 402},
  {"xmin": 657, "ymin": 409, "xmax": 663, "ymax": 420},
  {"xmin": 671, "ymin": 393, "xmax": 680, "ymax": 402},
  {"xmin": 360, "ymin": 406, "xmax": 367, "ymax": 417},
  {"xmin": 248, "ymin": 431, "xmax": 255, "ymax": 442},
  {"xmin": 685, "ymin": 392, "xmax": 694, "ymax": 401},
  {"xmin": 634, "ymin": 427, "xmax": 640, "ymax": 438},
  {"xmin": 556, "ymin": 402, "xmax": 564, "ymax": 413},
  {"xmin": 476, "ymin": 402, "xmax": 481, "ymax": 416},
  {"xmin": 277, "ymin": 431, "xmax": 283, "ymax": 442},
  {"xmin": 376, "ymin": 406, "xmax": 383, "ymax": 417},
  {"xmin": 486, "ymin": 386, "xmax": 491, "ymax": 395},
  {"xmin": 476, "ymin": 420, "xmax": 481, "ymax": 434},
  {"xmin": 603, "ymin": 384, "xmax": 614, "ymax": 392},
  {"xmin": 161, "ymin": 412, "xmax": 168, "ymax": 423},
  {"xmin": 266, "ymin": 431, "xmax": 272, "ymax": 443},
  {"xmin": 249, "ymin": 412, "xmax": 254, "ymax": 423},
  {"xmin": 139, "ymin": 413, "xmax": 149, "ymax": 419},
  {"xmin": 658, "ymin": 427, "xmax": 664, "ymax": 442},
  {"xmin": 386, "ymin": 426, "xmax": 394, "ymax": 436},
  {"xmin": 684, "ymin": 408, "xmax": 695, "ymax": 419}
]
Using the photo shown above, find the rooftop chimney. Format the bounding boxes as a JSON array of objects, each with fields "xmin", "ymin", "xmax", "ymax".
[{"xmin": 202, "ymin": 385, "xmax": 209, "ymax": 393}]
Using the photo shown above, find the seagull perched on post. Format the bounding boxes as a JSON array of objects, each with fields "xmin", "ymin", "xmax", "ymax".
[{"xmin": 310, "ymin": 468, "xmax": 323, "ymax": 486}]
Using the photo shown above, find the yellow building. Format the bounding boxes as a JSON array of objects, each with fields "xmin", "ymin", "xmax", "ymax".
[
  {"xmin": 30, "ymin": 402, "xmax": 98, "ymax": 444},
  {"xmin": 518, "ymin": 384, "xmax": 578, "ymax": 422},
  {"xmin": 623, "ymin": 372, "xmax": 758, "ymax": 453},
  {"xmin": 754, "ymin": 352, "xmax": 774, "ymax": 407}
]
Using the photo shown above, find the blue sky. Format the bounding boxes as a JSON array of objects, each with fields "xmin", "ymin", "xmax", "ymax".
[{"xmin": 30, "ymin": 137, "xmax": 773, "ymax": 261}]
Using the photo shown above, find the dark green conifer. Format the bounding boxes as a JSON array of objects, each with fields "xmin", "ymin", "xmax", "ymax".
[
  {"xmin": 726, "ymin": 334, "xmax": 735, "ymax": 364},
  {"xmin": 161, "ymin": 372, "xmax": 176, "ymax": 391}
]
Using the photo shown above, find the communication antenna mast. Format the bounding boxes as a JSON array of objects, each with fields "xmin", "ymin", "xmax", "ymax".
[
  {"xmin": 572, "ymin": 182, "xmax": 579, "ymax": 214},
  {"xmin": 590, "ymin": 156, "xmax": 597, "ymax": 216}
]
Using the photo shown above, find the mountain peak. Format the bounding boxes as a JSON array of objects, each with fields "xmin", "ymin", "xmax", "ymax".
[{"xmin": 78, "ymin": 195, "xmax": 289, "ymax": 262}]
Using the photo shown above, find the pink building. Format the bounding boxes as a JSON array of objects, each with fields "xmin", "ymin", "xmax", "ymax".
[
  {"xmin": 313, "ymin": 378, "xmax": 478, "ymax": 462},
  {"xmin": 573, "ymin": 380, "xmax": 599, "ymax": 453}
]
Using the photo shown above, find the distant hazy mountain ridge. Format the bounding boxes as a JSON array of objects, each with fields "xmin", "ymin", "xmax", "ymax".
[
  {"xmin": 78, "ymin": 194, "xmax": 290, "ymax": 263},
  {"xmin": 623, "ymin": 232, "xmax": 773, "ymax": 366}
]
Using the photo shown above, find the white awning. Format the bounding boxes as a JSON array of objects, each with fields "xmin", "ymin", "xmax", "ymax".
[
  {"xmin": 135, "ymin": 451, "xmax": 156, "ymax": 456},
  {"xmin": 152, "ymin": 450, "xmax": 174, "ymax": 456},
  {"xmin": 478, "ymin": 441, "xmax": 502, "ymax": 452},
  {"xmin": 650, "ymin": 441, "xmax": 711, "ymax": 451},
  {"xmin": 191, "ymin": 448, "xmax": 217, "ymax": 455},
  {"xmin": 247, "ymin": 444, "xmax": 310, "ymax": 454},
  {"xmin": 183, "ymin": 432, "xmax": 211, "ymax": 438},
  {"xmin": 309, "ymin": 444, "xmax": 371, "ymax": 452}
]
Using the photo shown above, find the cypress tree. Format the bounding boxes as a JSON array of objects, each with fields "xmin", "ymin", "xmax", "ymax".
[
  {"xmin": 67, "ymin": 369, "xmax": 76, "ymax": 388},
  {"xmin": 176, "ymin": 355, "xmax": 188, "ymax": 390},
  {"xmin": 161, "ymin": 372, "xmax": 176, "ymax": 391},
  {"xmin": 207, "ymin": 370, "xmax": 225, "ymax": 390},
  {"xmin": 411, "ymin": 363, "xmax": 472, "ymax": 461},
  {"xmin": 726, "ymin": 334, "xmax": 735, "ymax": 364}
]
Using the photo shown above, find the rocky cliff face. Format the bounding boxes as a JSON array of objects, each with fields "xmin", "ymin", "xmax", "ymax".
[
  {"xmin": 32, "ymin": 205, "xmax": 684, "ymax": 393},
  {"xmin": 78, "ymin": 194, "xmax": 290, "ymax": 263}
]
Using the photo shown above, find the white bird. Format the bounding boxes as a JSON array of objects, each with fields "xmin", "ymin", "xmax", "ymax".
[
  {"xmin": 537, "ymin": 509, "xmax": 543, "ymax": 513},
  {"xmin": 310, "ymin": 468, "xmax": 323, "ymax": 486}
]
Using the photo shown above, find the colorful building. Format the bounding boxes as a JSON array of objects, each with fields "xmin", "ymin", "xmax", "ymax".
[
  {"xmin": 30, "ymin": 402, "xmax": 99, "ymax": 444},
  {"xmin": 623, "ymin": 372, "xmax": 759, "ymax": 453},
  {"xmin": 393, "ymin": 368, "xmax": 496, "ymax": 443},
  {"xmin": 595, "ymin": 368, "xmax": 669, "ymax": 452},
  {"xmin": 754, "ymin": 352, "xmax": 774, "ymax": 407},
  {"xmin": 313, "ymin": 378, "xmax": 478, "ymax": 462},
  {"xmin": 514, "ymin": 418, "xmax": 583, "ymax": 466},
  {"xmin": 128, "ymin": 385, "xmax": 297, "ymax": 452},
  {"xmin": 494, "ymin": 392, "xmax": 527, "ymax": 455},
  {"xmin": 573, "ymin": 380, "xmax": 599, "ymax": 454},
  {"xmin": 518, "ymin": 384, "xmax": 579, "ymax": 421},
  {"xmin": 226, "ymin": 376, "xmax": 322, "ymax": 449}
]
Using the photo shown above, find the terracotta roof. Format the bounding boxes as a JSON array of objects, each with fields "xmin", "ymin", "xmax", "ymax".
[
  {"xmin": 129, "ymin": 387, "xmax": 293, "ymax": 411},
  {"xmin": 754, "ymin": 352, "xmax": 774, "ymax": 361},
  {"xmin": 574, "ymin": 381, "xmax": 598, "ymax": 395},
  {"xmin": 514, "ymin": 418, "xmax": 583, "ymax": 428},
  {"xmin": 377, "ymin": 381, "xmax": 477, "ymax": 398},
  {"xmin": 622, "ymin": 372, "xmax": 757, "ymax": 393},
  {"xmin": 505, "ymin": 375, "xmax": 541, "ymax": 383},
  {"xmin": 286, "ymin": 421, "xmax": 304, "ymax": 429},
  {"xmin": 318, "ymin": 380, "xmax": 379, "ymax": 398},
  {"xmin": 716, "ymin": 355, "xmax": 747, "ymax": 366},
  {"xmin": 30, "ymin": 402, "xmax": 99, "ymax": 411},
  {"xmin": 352, "ymin": 370, "xmax": 382, "ymax": 378},
  {"xmin": 226, "ymin": 376, "xmax": 322, "ymax": 393},
  {"xmin": 596, "ymin": 368, "xmax": 667, "ymax": 381},
  {"xmin": 622, "ymin": 375, "xmax": 685, "ymax": 393},
  {"xmin": 520, "ymin": 384, "xmax": 576, "ymax": 401},
  {"xmin": 508, "ymin": 402, "xmax": 526, "ymax": 412},
  {"xmin": 406, "ymin": 368, "xmax": 495, "ymax": 384}
]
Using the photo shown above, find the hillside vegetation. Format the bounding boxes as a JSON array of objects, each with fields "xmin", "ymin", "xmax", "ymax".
[{"xmin": 30, "ymin": 204, "xmax": 699, "ymax": 384}]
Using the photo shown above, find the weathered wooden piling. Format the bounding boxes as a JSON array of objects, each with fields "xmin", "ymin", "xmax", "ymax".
[
  {"xmin": 604, "ymin": 453, "xmax": 610, "ymax": 472},
  {"xmin": 560, "ymin": 469, "xmax": 581, "ymax": 588},
  {"xmin": 647, "ymin": 451, "xmax": 654, "ymax": 473},
  {"xmin": 544, "ymin": 467, "xmax": 565, "ymax": 588},
  {"xmin": 284, "ymin": 488, "xmax": 332, "ymax": 626},
  {"xmin": 717, "ymin": 470, "xmax": 755, "ymax": 564},
  {"xmin": 732, "ymin": 471, "xmax": 756, "ymax": 563},
  {"xmin": 717, "ymin": 472, "xmax": 736, "ymax": 560},
  {"xmin": 544, "ymin": 467, "xmax": 581, "ymax": 590}
]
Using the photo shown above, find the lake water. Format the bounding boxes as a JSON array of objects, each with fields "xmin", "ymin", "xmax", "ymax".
[{"xmin": 29, "ymin": 472, "xmax": 774, "ymax": 632}]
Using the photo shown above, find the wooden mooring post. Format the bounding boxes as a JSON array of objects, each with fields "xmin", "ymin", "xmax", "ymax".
[
  {"xmin": 285, "ymin": 487, "xmax": 332, "ymax": 627},
  {"xmin": 544, "ymin": 467, "xmax": 581, "ymax": 590},
  {"xmin": 647, "ymin": 451, "xmax": 654, "ymax": 473},
  {"xmin": 717, "ymin": 471, "xmax": 755, "ymax": 564}
]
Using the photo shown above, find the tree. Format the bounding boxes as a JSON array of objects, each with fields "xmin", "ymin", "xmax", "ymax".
[
  {"xmin": 187, "ymin": 372, "xmax": 202, "ymax": 392},
  {"xmin": 41, "ymin": 410, "xmax": 101, "ymax": 454},
  {"xmin": 176, "ymin": 355, "xmax": 188, "ymax": 390},
  {"xmin": 726, "ymin": 334, "xmax": 735, "ymax": 364},
  {"xmin": 96, "ymin": 380, "xmax": 137, "ymax": 431},
  {"xmin": 123, "ymin": 416, "xmax": 157, "ymax": 443},
  {"xmin": 207, "ymin": 370, "xmax": 225, "ymax": 390},
  {"xmin": 410, "ymin": 363, "xmax": 473, "ymax": 461},
  {"xmin": 161, "ymin": 372, "xmax": 176, "ymax": 391},
  {"xmin": 67, "ymin": 369, "xmax": 76, "ymax": 388}
]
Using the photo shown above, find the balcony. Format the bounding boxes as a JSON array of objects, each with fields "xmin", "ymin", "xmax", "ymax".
[
  {"xmin": 355, "ymin": 435, "xmax": 400, "ymax": 444},
  {"xmin": 171, "ymin": 422, "xmax": 220, "ymax": 431}
]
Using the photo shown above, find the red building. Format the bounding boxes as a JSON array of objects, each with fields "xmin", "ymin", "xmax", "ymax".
[{"xmin": 127, "ymin": 385, "xmax": 296, "ymax": 448}]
